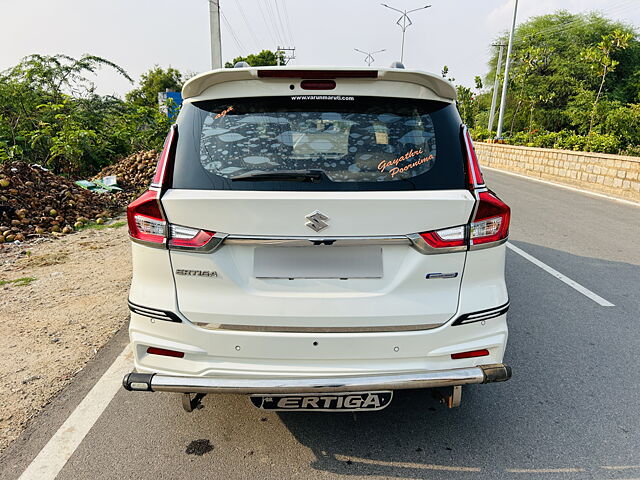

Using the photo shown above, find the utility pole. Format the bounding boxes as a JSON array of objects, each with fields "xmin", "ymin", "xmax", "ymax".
[
  {"xmin": 354, "ymin": 48, "xmax": 386, "ymax": 67},
  {"xmin": 209, "ymin": 0, "xmax": 222, "ymax": 69},
  {"xmin": 495, "ymin": 0, "xmax": 518, "ymax": 139},
  {"xmin": 276, "ymin": 46, "xmax": 296, "ymax": 66},
  {"xmin": 488, "ymin": 44, "xmax": 506, "ymax": 132},
  {"xmin": 381, "ymin": 3, "xmax": 431, "ymax": 63}
]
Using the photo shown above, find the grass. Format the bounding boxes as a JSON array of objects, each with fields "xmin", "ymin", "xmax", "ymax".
[
  {"xmin": 0, "ymin": 276, "xmax": 36, "ymax": 287},
  {"xmin": 76, "ymin": 220, "xmax": 126, "ymax": 231}
]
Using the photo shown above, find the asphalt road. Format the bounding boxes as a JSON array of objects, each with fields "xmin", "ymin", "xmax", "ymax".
[{"xmin": 2, "ymin": 169, "xmax": 639, "ymax": 480}]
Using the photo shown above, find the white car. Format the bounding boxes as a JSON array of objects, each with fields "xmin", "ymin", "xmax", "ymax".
[{"xmin": 122, "ymin": 65, "xmax": 511, "ymax": 412}]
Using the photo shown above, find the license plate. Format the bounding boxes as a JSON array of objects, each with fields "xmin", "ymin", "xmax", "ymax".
[
  {"xmin": 253, "ymin": 246, "xmax": 383, "ymax": 279},
  {"xmin": 250, "ymin": 391, "xmax": 393, "ymax": 411}
]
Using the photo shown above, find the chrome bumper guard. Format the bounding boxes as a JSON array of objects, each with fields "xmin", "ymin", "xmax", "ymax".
[{"xmin": 122, "ymin": 363, "xmax": 511, "ymax": 394}]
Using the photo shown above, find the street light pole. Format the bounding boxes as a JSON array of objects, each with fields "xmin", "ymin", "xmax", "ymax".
[
  {"xmin": 495, "ymin": 0, "xmax": 518, "ymax": 139},
  {"xmin": 209, "ymin": 0, "xmax": 222, "ymax": 69},
  {"xmin": 488, "ymin": 44, "xmax": 506, "ymax": 132},
  {"xmin": 381, "ymin": 3, "xmax": 431, "ymax": 64},
  {"xmin": 354, "ymin": 48, "xmax": 386, "ymax": 67}
]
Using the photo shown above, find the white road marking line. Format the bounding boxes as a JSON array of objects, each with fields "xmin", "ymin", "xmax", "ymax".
[
  {"xmin": 601, "ymin": 465, "xmax": 640, "ymax": 470},
  {"xmin": 506, "ymin": 467, "xmax": 586, "ymax": 473},
  {"xmin": 18, "ymin": 345, "xmax": 133, "ymax": 480},
  {"xmin": 334, "ymin": 455, "xmax": 480, "ymax": 472},
  {"xmin": 507, "ymin": 243, "xmax": 615, "ymax": 307},
  {"xmin": 483, "ymin": 166, "xmax": 640, "ymax": 207}
]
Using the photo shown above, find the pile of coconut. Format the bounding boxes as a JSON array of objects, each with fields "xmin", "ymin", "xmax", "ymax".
[
  {"xmin": 91, "ymin": 150, "xmax": 159, "ymax": 204},
  {"xmin": 0, "ymin": 162, "xmax": 119, "ymax": 243}
]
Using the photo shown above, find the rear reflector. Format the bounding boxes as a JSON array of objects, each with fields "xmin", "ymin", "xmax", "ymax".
[
  {"xmin": 451, "ymin": 349, "xmax": 490, "ymax": 360},
  {"xmin": 258, "ymin": 70, "xmax": 378, "ymax": 79},
  {"xmin": 146, "ymin": 347, "xmax": 184, "ymax": 358},
  {"xmin": 301, "ymin": 80, "xmax": 336, "ymax": 90}
]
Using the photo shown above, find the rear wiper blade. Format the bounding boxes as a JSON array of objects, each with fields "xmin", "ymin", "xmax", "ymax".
[{"xmin": 230, "ymin": 169, "xmax": 326, "ymax": 182}]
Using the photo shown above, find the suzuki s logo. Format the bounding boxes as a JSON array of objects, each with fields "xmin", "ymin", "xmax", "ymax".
[{"xmin": 305, "ymin": 210, "xmax": 329, "ymax": 232}]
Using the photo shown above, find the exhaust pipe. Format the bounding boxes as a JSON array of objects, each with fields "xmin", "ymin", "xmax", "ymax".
[
  {"xmin": 480, "ymin": 363, "xmax": 512, "ymax": 383},
  {"xmin": 122, "ymin": 372, "xmax": 155, "ymax": 392}
]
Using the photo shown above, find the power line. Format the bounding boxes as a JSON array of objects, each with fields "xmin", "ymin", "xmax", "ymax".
[
  {"xmin": 263, "ymin": 0, "xmax": 285, "ymax": 46},
  {"xmin": 220, "ymin": 8, "xmax": 247, "ymax": 56},
  {"xmin": 256, "ymin": 0, "xmax": 278, "ymax": 45},
  {"xmin": 273, "ymin": 0, "xmax": 292, "ymax": 46},
  {"xmin": 233, "ymin": 0, "xmax": 260, "ymax": 51},
  {"xmin": 279, "ymin": 0, "xmax": 296, "ymax": 47}
]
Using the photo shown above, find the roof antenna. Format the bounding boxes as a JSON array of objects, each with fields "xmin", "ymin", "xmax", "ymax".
[{"xmin": 390, "ymin": 61, "xmax": 405, "ymax": 69}]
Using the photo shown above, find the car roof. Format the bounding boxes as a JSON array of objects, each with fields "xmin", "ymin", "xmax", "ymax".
[{"xmin": 182, "ymin": 66, "xmax": 457, "ymax": 102}]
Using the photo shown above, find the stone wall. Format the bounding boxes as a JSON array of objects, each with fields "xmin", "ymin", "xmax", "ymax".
[{"xmin": 474, "ymin": 143, "xmax": 640, "ymax": 202}]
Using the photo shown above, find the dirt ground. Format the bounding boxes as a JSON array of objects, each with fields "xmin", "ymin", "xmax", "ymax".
[{"xmin": 0, "ymin": 222, "xmax": 131, "ymax": 452}]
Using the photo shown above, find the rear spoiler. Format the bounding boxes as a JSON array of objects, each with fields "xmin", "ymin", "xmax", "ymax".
[{"xmin": 182, "ymin": 66, "xmax": 457, "ymax": 101}]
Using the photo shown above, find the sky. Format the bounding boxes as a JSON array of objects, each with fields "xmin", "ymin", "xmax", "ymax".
[{"xmin": 0, "ymin": 0, "xmax": 638, "ymax": 97}]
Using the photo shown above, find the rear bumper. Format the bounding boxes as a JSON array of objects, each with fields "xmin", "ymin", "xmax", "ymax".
[{"xmin": 122, "ymin": 363, "xmax": 511, "ymax": 394}]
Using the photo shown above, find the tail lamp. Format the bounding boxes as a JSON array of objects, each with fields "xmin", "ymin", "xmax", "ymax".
[
  {"xmin": 127, "ymin": 126, "xmax": 216, "ymax": 250},
  {"xmin": 418, "ymin": 127, "xmax": 510, "ymax": 249}
]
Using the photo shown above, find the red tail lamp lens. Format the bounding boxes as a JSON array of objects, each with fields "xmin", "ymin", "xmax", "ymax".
[
  {"xmin": 470, "ymin": 191, "xmax": 510, "ymax": 245},
  {"xmin": 152, "ymin": 125, "xmax": 177, "ymax": 187},
  {"xmin": 146, "ymin": 347, "xmax": 184, "ymax": 358},
  {"xmin": 451, "ymin": 349, "xmax": 490, "ymax": 360},
  {"xmin": 168, "ymin": 225, "xmax": 216, "ymax": 249},
  {"xmin": 419, "ymin": 226, "xmax": 465, "ymax": 248},
  {"xmin": 464, "ymin": 129, "xmax": 484, "ymax": 188},
  {"xmin": 127, "ymin": 190, "xmax": 165, "ymax": 244}
]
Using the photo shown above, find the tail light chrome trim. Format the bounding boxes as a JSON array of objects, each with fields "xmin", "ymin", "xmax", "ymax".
[{"xmin": 224, "ymin": 234, "xmax": 409, "ymax": 247}]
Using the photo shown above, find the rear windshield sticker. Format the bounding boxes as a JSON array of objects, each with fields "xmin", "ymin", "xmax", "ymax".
[
  {"xmin": 291, "ymin": 95, "xmax": 355, "ymax": 101},
  {"xmin": 389, "ymin": 154, "xmax": 434, "ymax": 177},
  {"xmin": 214, "ymin": 106, "xmax": 234, "ymax": 119},
  {"xmin": 378, "ymin": 148, "xmax": 434, "ymax": 177}
]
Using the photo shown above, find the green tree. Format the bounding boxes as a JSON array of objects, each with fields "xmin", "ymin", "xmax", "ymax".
[
  {"xmin": 125, "ymin": 66, "xmax": 183, "ymax": 108},
  {"xmin": 582, "ymin": 29, "xmax": 632, "ymax": 134},
  {"xmin": 224, "ymin": 50, "xmax": 285, "ymax": 68},
  {"xmin": 0, "ymin": 54, "xmax": 170, "ymax": 175},
  {"xmin": 485, "ymin": 11, "xmax": 639, "ymax": 134}
]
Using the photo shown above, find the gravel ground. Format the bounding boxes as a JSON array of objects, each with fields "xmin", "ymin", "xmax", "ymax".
[{"xmin": 0, "ymin": 223, "xmax": 131, "ymax": 452}]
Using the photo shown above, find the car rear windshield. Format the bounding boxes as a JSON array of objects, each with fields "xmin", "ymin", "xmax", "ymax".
[{"xmin": 172, "ymin": 96, "xmax": 465, "ymax": 191}]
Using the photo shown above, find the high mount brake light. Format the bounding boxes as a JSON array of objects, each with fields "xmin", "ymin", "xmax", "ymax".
[{"xmin": 301, "ymin": 80, "xmax": 336, "ymax": 90}]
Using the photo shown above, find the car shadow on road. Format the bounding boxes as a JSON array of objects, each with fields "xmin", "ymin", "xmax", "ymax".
[{"xmin": 275, "ymin": 241, "xmax": 640, "ymax": 478}]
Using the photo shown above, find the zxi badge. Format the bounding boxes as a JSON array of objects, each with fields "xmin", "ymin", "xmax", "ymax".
[{"xmin": 305, "ymin": 210, "xmax": 329, "ymax": 232}]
